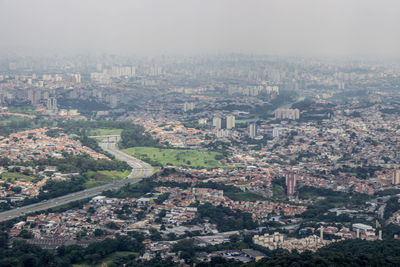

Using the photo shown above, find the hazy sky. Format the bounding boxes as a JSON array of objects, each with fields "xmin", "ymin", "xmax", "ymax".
[{"xmin": 1, "ymin": 0, "xmax": 400, "ymax": 57}]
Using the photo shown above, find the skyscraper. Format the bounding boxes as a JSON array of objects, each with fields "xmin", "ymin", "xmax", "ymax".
[
  {"xmin": 249, "ymin": 123, "xmax": 257, "ymax": 138},
  {"xmin": 183, "ymin": 102, "xmax": 195, "ymax": 112},
  {"xmin": 285, "ymin": 172, "xmax": 297, "ymax": 196},
  {"xmin": 46, "ymin": 97, "xmax": 58, "ymax": 115},
  {"xmin": 213, "ymin": 117, "xmax": 222, "ymax": 129},
  {"xmin": 393, "ymin": 170, "xmax": 400, "ymax": 185},
  {"xmin": 274, "ymin": 108, "xmax": 300, "ymax": 120},
  {"xmin": 226, "ymin": 115, "xmax": 235, "ymax": 129}
]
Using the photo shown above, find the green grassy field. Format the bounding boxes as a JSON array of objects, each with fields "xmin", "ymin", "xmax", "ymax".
[
  {"xmin": 235, "ymin": 119, "xmax": 247, "ymax": 125},
  {"xmin": 89, "ymin": 128, "xmax": 123, "ymax": 136},
  {"xmin": 73, "ymin": 251, "xmax": 138, "ymax": 267},
  {"xmin": 225, "ymin": 191, "xmax": 267, "ymax": 202},
  {"xmin": 0, "ymin": 172, "xmax": 37, "ymax": 182},
  {"xmin": 123, "ymin": 147, "xmax": 225, "ymax": 169},
  {"xmin": 100, "ymin": 251, "xmax": 138, "ymax": 266},
  {"xmin": 84, "ymin": 170, "xmax": 130, "ymax": 188}
]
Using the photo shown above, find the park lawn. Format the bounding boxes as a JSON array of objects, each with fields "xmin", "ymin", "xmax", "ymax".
[
  {"xmin": 235, "ymin": 119, "xmax": 247, "ymax": 125},
  {"xmin": 0, "ymin": 172, "xmax": 36, "ymax": 182},
  {"xmin": 123, "ymin": 147, "xmax": 225, "ymax": 169},
  {"xmin": 89, "ymin": 128, "xmax": 123, "ymax": 136},
  {"xmin": 98, "ymin": 251, "xmax": 138, "ymax": 266},
  {"xmin": 225, "ymin": 191, "xmax": 267, "ymax": 202},
  {"xmin": 73, "ymin": 251, "xmax": 138, "ymax": 267},
  {"xmin": 84, "ymin": 170, "xmax": 130, "ymax": 188}
]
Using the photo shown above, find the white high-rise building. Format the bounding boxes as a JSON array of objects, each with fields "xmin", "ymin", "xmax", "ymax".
[
  {"xmin": 213, "ymin": 117, "xmax": 222, "ymax": 129},
  {"xmin": 71, "ymin": 73, "xmax": 81, "ymax": 83},
  {"xmin": 183, "ymin": 102, "xmax": 195, "ymax": 112},
  {"xmin": 226, "ymin": 115, "xmax": 235, "ymax": 129},
  {"xmin": 274, "ymin": 108, "xmax": 300, "ymax": 120},
  {"xmin": 273, "ymin": 127, "xmax": 285, "ymax": 138},
  {"xmin": 46, "ymin": 97, "xmax": 58, "ymax": 114},
  {"xmin": 249, "ymin": 123, "xmax": 257, "ymax": 138},
  {"xmin": 393, "ymin": 170, "xmax": 400, "ymax": 185}
]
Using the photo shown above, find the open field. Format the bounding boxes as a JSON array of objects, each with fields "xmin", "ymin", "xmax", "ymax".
[
  {"xmin": 0, "ymin": 172, "xmax": 37, "ymax": 182},
  {"xmin": 73, "ymin": 251, "xmax": 138, "ymax": 267},
  {"xmin": 98, "ymin": 251, "xmax": 138, "ymax": 266},
  {"xmin": 225, "ymin": 191, "xmax": 267, "ymax": 202},
  {"xmin": 235, "ymin": 119, "xmax": 247, "ymax": 125},
  {"xmin": 123, "ymin": 147, "xmax": 225, "ymax": 169},
  {"xmin": 89, "ymin": 128, "xmax": 123, "ymax": 136},
  {"xmin": 84, "ymin": 170, "xmax": 130, "ymax": 188}
]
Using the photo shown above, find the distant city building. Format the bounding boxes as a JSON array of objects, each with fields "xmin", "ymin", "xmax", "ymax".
[
  {"xmin": 183, "ymin": 102, "xmax": 195, "ymax": 112},
  {"xmin": 109, "ymin": 66, "xmax": 136, "ymax": 78},
  {"xmin": 275, "ymin": 108, "xmax": 300, "ymax": 120},
  {"xmin": 213, "ymin": 117, "xmax": 222, "ymax": 129},
  {"xmin": 70, "ymin": 73, "xmax": 81, "ymax": 83},
  {"xmin": 226, "ymin": 115, "xmax": 235, "ymax": 129},
  {"xmin": 96, "ymin": 63, "xmax": 103, "ymax": 72},
  {"xmin": 46, "ymin": 97, "xmax": 58, "ymax": 115},
  {"xmin": 198, "ymin": 118, "xmax": 207, "ymax": 125},
  {"xmin": 352, "ymin": 223, "xmax": 376, "ymax": 238},
  {"xmin": 28, "ymin": 90, "xmax": 41, "ymax": 105},
  {"xmin": 249, "ymin": 123, "xmax": 257, "ymax": 138},
  {"xmin": 286, "ymin": 172, "xmax": 297, "ymax": 196},
  {"xmin": 272, "ymin": 127, "xmax": 284, "ymax": 138},
  {"xmin": 393, "ymin": 170, "xmax": 400, "ymax": 185},
  {"xmin": 216, "ymin": 129, "xmax": 230, "ymax": 138}
]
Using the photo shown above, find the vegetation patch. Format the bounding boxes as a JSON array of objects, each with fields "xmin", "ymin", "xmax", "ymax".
[
  {"xmin": 123, "ymin": 147, "xmax": 225, "ymax": 169},
  {"xmin": 0, "ymin": 172, "xmax": 37, "ymax": 182},
  {"xmin": 84, "ymin": 170, "xmax": 131, "ymax": 188},
  {"xmin": 89, "ymin": 128, "xmax": 123, "ymax": 136}
]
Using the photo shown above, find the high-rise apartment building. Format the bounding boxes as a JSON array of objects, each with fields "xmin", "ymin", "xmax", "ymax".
[
  {"xmin": 183, "ymin": 102, "xmax": 195, "ymax": 112},
  {"xmin": 285, "ymin": 172, "xmax": 297, "ymax": 196},
  {"xmin": 249, "ymin": 123, "xmax": 257, "ymax": 138},
  {"xmin": 275, "ymin": 108, "xmax": 300, "ymax": 120},
  {"xmin": 393, "ymin": 170, "xmax": 400, "ymax": 185},
  {"xmin": 46, "ymin": 97, "xmax": 58, "ymax": 115},
  {"xmin": 226, "ymin": 115, "xmax": 235, "ymax": 129},
  {"xmin": 213, "ymin": 117, "xmax": 222, "ymax": 129}
]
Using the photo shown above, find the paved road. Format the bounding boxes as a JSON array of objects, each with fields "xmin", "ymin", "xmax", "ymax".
[{"xmin": 0, "ymin": 138, "xmax": 153, "ymax": 222}]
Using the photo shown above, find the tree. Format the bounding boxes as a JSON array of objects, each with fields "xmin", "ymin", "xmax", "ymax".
[{"xmin": 94, "ymin": 229, "xmax": 104, "ymax": 237}]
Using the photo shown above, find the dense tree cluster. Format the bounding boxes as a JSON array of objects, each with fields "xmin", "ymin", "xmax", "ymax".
[
  {"xmin": 25, "ymin": 154, "xmax": 130, "ymax": 174},
  {"xmin": 8, "ymin": 155, "xmax": 132, "ymax": 208},
  {"xmin": 191, "ymin": 203, "xmax": 258, "ymax": 232},
  {"xmin": 119, "ymin": 126, "xmax": 159, "ymax": 149},
  {"xmin": 298, "ymin": 186, "xmax": 370, "ymax": 221},
  {"xmin": 332, "ymin": 165, "xmax": 382, "ymax": 180},
  {"xmin": 0, "ymin": 116, "xmax": 54, "ymax": 136},
  {"xmin": 384, "ymin": 197, "xmax": 400, "ymax": 220},
  {"xmin": 0, "ymin": 234, "xmax": 143, "ymax": 266},
  {"xmin": 57, "ymin": 120, "xmax": 135, "ymax": 136}
]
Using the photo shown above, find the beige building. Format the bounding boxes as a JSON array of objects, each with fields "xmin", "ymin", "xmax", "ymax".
[{"xmin": 393, "ymin": 170, "xmax": 400, "ymax": 185}]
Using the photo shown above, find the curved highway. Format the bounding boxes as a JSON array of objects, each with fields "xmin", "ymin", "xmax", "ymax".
[{"xmin": 0, "ymin": 137, "xmax": 153, "ymax": 222}]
